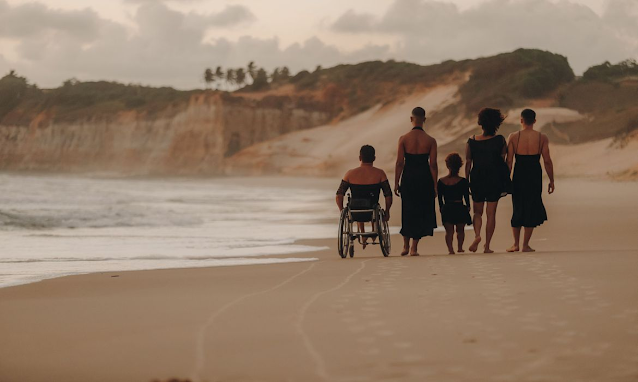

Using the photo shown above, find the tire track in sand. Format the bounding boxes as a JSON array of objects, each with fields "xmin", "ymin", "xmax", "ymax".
[
  {"xmin": 295, "ymin": 259, "xmax": 370, "ymax": 381},
  {"xmin": 190, "ymin": 262, "xmax": 317, "ymax": 382}
]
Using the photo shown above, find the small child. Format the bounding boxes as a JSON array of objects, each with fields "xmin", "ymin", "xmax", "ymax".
[{"xmin": 437, "ymin": 153, "xmax": 472, "ymax": 254}]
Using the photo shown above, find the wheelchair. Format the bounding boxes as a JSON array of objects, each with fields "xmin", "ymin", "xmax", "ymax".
[{"xmin": 338, "ymin": 193, "xmax": 391, "ymax": 258}]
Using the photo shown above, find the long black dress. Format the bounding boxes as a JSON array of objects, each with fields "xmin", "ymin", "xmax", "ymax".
[
  {"xmin": 468, "ymin": 135, "xmax": 508, "ymax": 202},
  {"xmin": 511, "ymin": 132, "xmax": 548, "ymax": 228},
  {"xmin": 399, "ymin": 137, "xmax": 437, "ymax": 239}
]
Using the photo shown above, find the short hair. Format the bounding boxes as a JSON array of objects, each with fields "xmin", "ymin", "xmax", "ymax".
[
  {"xmin": 445, "ymin": 152, "xmax": 463, "ymax": 174},
  {"xmin": 478, "ymin": 108, "xmax": 506, "ymax": 136},
  {"xmin": 412, "ymin": 107, "xmax": 426, "ymax": 119},
  {"xmin": 521, "ymin": 109, "xmax": 536, "ymax": 125},
  {"xmin": 360, "ymin": 145, "xmax": 375, "ymax": 163}
]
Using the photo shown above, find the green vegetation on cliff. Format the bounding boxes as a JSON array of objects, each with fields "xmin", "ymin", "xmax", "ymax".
[
  {"xmin": 2, "ymin": 49, "xmax": 635, "ymax": 137},
  {"xmin": 583, "ymin": 59, "xmax": 638, "ymax": 81}
]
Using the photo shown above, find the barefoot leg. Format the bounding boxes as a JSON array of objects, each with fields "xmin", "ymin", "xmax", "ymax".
[
  {"xmin": 469, "ymin": 202, "xmax": 484, "ymax": 252},
  {"xmin": 456, "ymin": 223, "xmax": 465, "ymax": 252},
  {"xmin": 444, "ymin": 223, "xmax": 455, "ymax": 254},
  {"xmin": 484, "ymin": 201, "xmax": 498, "ymax": 253},
  {"xmin": 507, "ymin": 227, "xmax": 521, "ymax": 252},
  {"xmin": 401, "ymin": 236, "xmax": 410, "ymax": 256},
  {"xmin": 522, "ymin": 227, "xmax": 535, "ymax": 252},
  {"xmin": 358, "ymin": 222, "xmax": 368, "ymax": 249},
  {"xmin": 409, "ymin": 238, "xmax": 420, "ymax": 256}
]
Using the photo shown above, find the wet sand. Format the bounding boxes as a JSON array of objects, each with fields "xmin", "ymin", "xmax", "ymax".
[{"xmin": 1, "ymin": 179, "xmax": 637, "ymax": 382}]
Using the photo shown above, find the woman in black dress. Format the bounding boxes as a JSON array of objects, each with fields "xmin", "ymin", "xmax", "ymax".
[
  {"xmin": 506, "ymin": 109, "xmax": 555, "ymax": 252},
  {"xmin": 465, "ymin": 108, "xmax": 508, "ymax": 253},
  {"xmin": 438, "ymin": 153, "xmax": 472, "ymax": 254},
  {"xmin": 394, "ymin": 107, "xmax": 438, "ymax": 256}
]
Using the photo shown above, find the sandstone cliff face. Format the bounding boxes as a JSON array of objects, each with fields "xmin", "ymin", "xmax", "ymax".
[{"xmin": 0, "ymin": 93, "xmax": 330, "ymax": 175}]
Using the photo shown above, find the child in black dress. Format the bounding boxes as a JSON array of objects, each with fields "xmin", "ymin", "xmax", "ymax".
[{"xmin": 438, "ymin": 153, "xmax": 472, "ymax": 254}]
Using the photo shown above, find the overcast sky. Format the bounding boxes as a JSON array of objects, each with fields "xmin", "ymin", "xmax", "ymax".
[{"xmin": 0, "ymin": 0, "xmax": 636, "ymax": 89}]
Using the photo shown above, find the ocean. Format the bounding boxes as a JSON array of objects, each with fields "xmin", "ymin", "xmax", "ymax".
[{"xmin": 0, "ymin": 174, "xmax": 339, "ymax": 288}]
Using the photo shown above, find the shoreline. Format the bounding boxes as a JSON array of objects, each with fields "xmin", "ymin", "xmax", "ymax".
[{"xmin": 1, "ymin": 179, "xmax": 638, "ymax": 381}]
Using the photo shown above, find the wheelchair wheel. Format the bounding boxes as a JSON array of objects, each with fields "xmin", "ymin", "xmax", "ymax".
[
  {"xmin": 338, "ymin": 208, "xmax": 350, "ymax": 259},
  {"xmin": 378, "ymin": 209, "xmax": 391, "ymax": 257},
  {"xmin": 349, "ymin": 245, "xmax": 354, "ymax": 258}
]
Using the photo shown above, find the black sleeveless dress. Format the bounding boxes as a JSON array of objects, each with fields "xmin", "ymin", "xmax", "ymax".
[
  {"xmin": 399, "ymin": 131, "xmax": 437, "ymax": 239},
  {"xmin": 468, "ymin": 135, "xmax": 508, "ymax": 202},
  {"xmin": 511, "ymin": 132, "xmax": 547, "ymax": 228},
  {"xmin": 437, "ymin": 178, "xmax": 472, "ymax": 225}
]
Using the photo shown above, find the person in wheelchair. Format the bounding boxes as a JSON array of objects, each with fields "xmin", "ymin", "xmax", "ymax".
[{"xmin": 336, "ymin": 145, "xmax": 393, "ymax": 249}]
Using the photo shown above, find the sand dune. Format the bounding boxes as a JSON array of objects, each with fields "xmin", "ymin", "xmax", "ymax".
[
  {"xmin": 226, "ymin": 85, "xmax": 465, "ymax": 177},
  {"xmin": 226, "ymin": 86, "xmax": 638, "ymax": 180}
]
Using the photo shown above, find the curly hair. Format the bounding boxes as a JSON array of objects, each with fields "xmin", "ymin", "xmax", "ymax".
[
  {"xmin": 445, "ymin": 152, "xmax": 463, "ymax": 175},
  {"xmin": 478, "ymin": 108, "xmax": 506, "ymax": 136}
]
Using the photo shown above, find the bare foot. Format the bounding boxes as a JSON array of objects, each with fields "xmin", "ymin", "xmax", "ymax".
[
  {"xmin": 400, "ymin": 249, "xmax": 409, "ymax": 256},
  {"xmin": 522, "ymin": 246, "xmax": 535, "ymax": 252},
  {"xmin": 457, "ymin": 248, "xmax": 465, "ymax": 253},
  {"xmin": 484, "ymin": 247, "xmax": 494, "ymax": 254},
  {"xmin": 506, "ymin": 245, "xmax": 519, "ymax": 252},
  {"xmin": 410, "ymin": 252, "xmax": 420, "ymax": 256},
  {"xmin": 469, "ymin": 237, "xmax": 481, "ymax": 252},
  {"xmin": 448, "ymin": 250, "xmax": 455, "ymax": 255}
]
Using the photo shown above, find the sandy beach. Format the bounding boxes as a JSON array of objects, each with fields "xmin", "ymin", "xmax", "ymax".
[{"xmin": 1, "ymin": 179, "xmax": 637, "ymax": 382}]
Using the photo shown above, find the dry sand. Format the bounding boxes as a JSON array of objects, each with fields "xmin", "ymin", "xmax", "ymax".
[{"xmin": 1, "ymin": 179, "xmax": 638, "ymax": 382}]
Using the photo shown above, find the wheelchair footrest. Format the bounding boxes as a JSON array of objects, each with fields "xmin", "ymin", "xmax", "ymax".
[{"xmin": 352, "ymin": 232, "xmax": 379, "ymax": 237}]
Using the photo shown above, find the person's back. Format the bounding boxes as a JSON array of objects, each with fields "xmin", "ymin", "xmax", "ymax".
[
  {"xmin": 401, "ymin": 128, "xmax": 434, "ymax": 155},
  {"xmin": 394, "ymin": 107, "xmax": 438, "ymax": 256},
  {"xmin": 506, "ymin": 108, "xmax": 554, "ymax": 253},
  {"xmin": 336, "ymin": 145, "xmax": 392, "ymax": 248},
  {"xmin": 343, "ymin": 166, "xmax": 388, "ymax": 206}
]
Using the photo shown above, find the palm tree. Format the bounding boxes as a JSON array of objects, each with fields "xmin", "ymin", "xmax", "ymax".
[
  {"xmin": 271, "ymin": 68, "xmax": 280, "ymax": 83},
  {"xmin": 225, "ymin": 68, "xmax": 236, "ymax": 89},
  {"xmin": 280, "ymin": 67, "xmax": 291, "ymax": 81},
  {"xmin": 252, "ymin": 68, "xmax": 269, "ymax": 90},
  {"xmin": 247, "ymin": 61, "xmax": 256, "ymax": 83},
  {"xmin": 235, "ymin": 68, "xmax": 247, "ymax": 88},
  {"xmin": 204, "ymin": 68, "xmax": 214, "ymax": 89},
  {"xmin": 215, "ymin": 66, "xmax": 224, "ymax": 89}
]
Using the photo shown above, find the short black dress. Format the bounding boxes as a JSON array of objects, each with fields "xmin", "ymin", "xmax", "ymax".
[
  {"xmin": 468, "ymin": 135, "xmax": 508, "ymax": 202},
  {"xmin": 399, "ymin": 151, "xmax": 437, "ymax": 239},
  {"xmin": 511, "ymin": 133, "xmax": 548, "ymax": 228},
  {"xmin": 437, "ymin": 178, "xmax": 472, "ymax": 225}
]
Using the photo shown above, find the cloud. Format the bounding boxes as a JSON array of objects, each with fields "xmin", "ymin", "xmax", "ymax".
[
  {"xmin": 0, "ymin": 1, "xmax": 264, "ymax": 88},
  {"xmin": 1, "ymin": 0, "xmax": 636, "ymax": 89},
  {"xmin": 0, "ymin": 0, "xmax": 102, "ymax": 41},
  {"xmin": 332, "ymin": 9, "xmax": 377, "ymax": 33},
  {"xmin": 330, "ymin": 0, "xmax": 638, "ymax": 74},
  {"xmin": 0, "ymin": 0, "xmax": 386, "ymax": 89}
]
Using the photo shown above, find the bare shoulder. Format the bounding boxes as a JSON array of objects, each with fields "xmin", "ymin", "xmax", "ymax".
[
  {"xmin": 541, "ymin": 133, "xmax": 550, "ymax": 143},
  {"xmin": 375, "ymin": 167, "xmax": 389, "ymax": 181},
  {"xmin": 507, "ymin": 131, "xmax": 518, "ymax": 142},
  {"xmin": 343, "ymin": 169, "xmax": 354, "ymax": 181}
]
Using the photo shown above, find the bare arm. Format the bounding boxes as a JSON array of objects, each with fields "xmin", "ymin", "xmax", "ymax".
[
  {"xmin": 541, "ymin": 134, "xmax": 555, "ymax": 194},
  {"xmin": 463, "ymin": 180, "xmax": 470, "ymax": 209},
  {"xmin": 429, "ymin": 139, "xmax": 438, "ymax": 197},
  {"xmin": 394, "ymin": 137, "xmax": 405, "ymax": 196},
  {"xmin": 437, "ymin": 181, "xmax": 444, "ymax": 211},
  {"xmin": 506, "ymin": 133, "xmax": 515, "ymax": 173},
  {"xmin": 380, "ymin": 171, "xmax": 393, "ymax": 221},
  {"xmin": 464, "ymin": 141, "xmax": 472, "ymax": 180},
  {"xmin": 335, "ymin": 173, "xmax": 350, "ymax": 210}
]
